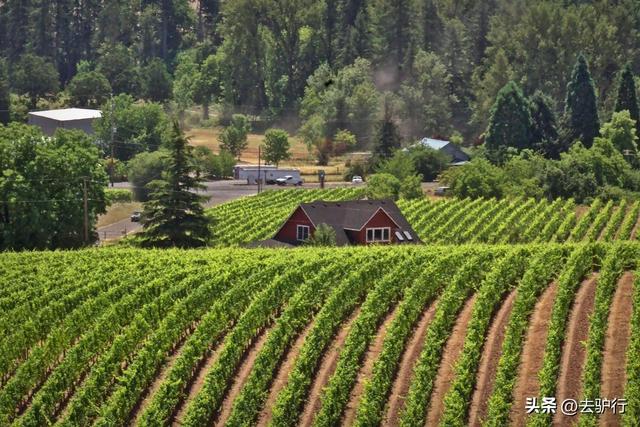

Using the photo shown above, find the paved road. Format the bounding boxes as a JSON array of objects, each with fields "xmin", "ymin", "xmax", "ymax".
[{"xmin": 98, "ymin": 180, "xmax": 354, "ymax": 241}]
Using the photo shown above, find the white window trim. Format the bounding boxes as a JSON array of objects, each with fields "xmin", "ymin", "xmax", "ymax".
[
  {"xmin": 297, "ymin": 224, "xmax": 310, "ymax": 241},
  {"xmin": 366, "ymin": 227, "xmax": 391, "ymax": 243}
]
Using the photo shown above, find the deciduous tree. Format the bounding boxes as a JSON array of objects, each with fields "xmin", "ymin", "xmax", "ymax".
[
  {"xmin": 219, "ymin": 114, "xmax": 251, "ymax": 159},
  {"xmin": 67, "ymin": 69, "xmax": 112, "ymax": 108},
  {"xmin": 263, "ymin": 128, "xmax": 291, "ymax": 167}
]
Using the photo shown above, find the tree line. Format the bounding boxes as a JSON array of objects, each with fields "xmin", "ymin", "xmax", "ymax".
[{"xmin": 1, "ymin": 0, "xmax": 640, "ymax": 144}]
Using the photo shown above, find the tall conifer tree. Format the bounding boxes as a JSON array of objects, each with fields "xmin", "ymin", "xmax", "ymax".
[
  {"xmin": 139, "ymin": 122, "xmax": 211, "ymax": 248},
  {"xmin": 614, "ymin": 63, "xmax": 640, "ymax": 138},
  {"xmin": 563, "ymin": 54, "xmax": 600, "ymax": 148},
  {"xmin": 485, "ymin": 81, "xmax": 532, "ymax": 158}
]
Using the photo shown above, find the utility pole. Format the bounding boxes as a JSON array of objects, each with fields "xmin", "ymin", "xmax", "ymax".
[
  {"xmin": 109, "ymin": 94, "xmax": 116, "ymax": 187},
  {"xmin": 257, "ymin": 145, "xmax": 261, "ymax": 194},
  {"xmin": 83, "ymin": 177, "xmax": 89, "ymax": 243}
]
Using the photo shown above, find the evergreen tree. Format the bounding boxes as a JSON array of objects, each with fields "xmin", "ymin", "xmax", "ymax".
[
  {"xmin": 336, "ymin": 0, "xmax": 372, "ymax": 66},
  {"xmin": 0, "ymin": 59, "xmax": 9, "ymax": 125},
  {"xmin": 485, "ymin": 81, "xmax": 532, "ymax": 159},
  {"xmin": 141, "ymin": 58, "xmax": 173, "ymax": 103},
  {"xmin": 614, "ymin": 63, "xmax": 640, "ymax": 138},
  {"xmin": 371, "ymin": 0, "xmax": 420, "ymax": 79},
  {"xmin": 421, "ymin": 0, "xmax": 443, "ymax": 53},
  {"xmin": 530, "ymin": 91, "xmax": 560, "ymax": 158},
  {"xmin": 373, "ymin": 96, "xmax": 401, "ymax": 160},
  {"xmin": 563, "ymin": 54, "xmax": 600, "ymax": 148},
  {"xmin": 139, "ymin": 122, "xmax": 211, "ymax": 248}
]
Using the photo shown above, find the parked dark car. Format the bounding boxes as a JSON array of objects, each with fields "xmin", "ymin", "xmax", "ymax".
[{"xmin": 130, "ymin": 211, "xmax": 142, "ymax": 222}]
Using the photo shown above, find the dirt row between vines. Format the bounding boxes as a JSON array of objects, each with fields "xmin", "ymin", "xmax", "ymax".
[
  {"xmin": 425, "ymin": 294, "xmax": 478, "ymax": 426},
  {"xmin": 469, "ymin": 288, "xmax": 517, "ymax": 427},
  {"xmin": 341, "ymin": 305, "xmax": 399, "ymax": 425},
  {"xmin": 214, "ymin": 326, "xmax": 273, "ymax": 426},
  {"xmin": 256, "ymin": 319, "xmax": 316, "ymax": 426},
  {"xmin": 510, "ymin": 282, "xmax": 558, "ymax": 425},
  {"xmin": 554, "ymin": 275, "xmax": 598, "ymax": 426},
  {"xmin": 299, "ymin": 307, "xmax": 362, "ymax": 426},
  {"xmin": 385, "ymin": 298, "xmax": 440, "ymax": 425},
  {"xmin": 600, "ymin": 272, "xmax": 635, "ymax": 426}
]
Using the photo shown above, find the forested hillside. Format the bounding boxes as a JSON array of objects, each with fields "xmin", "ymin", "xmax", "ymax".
[{"xmin": 1, "ymin": 0, "xmax": 639, "ymax": 141}]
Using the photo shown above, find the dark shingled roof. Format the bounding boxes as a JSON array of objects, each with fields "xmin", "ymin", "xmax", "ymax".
[{"xmin": 296, "ymin": 199, "xmax": 420, "ymax": 245}]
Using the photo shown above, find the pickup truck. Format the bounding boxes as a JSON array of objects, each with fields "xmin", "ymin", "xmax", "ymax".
[{"xmin": 276, "ymin": 175, "xmax": 304, "ymax": 186}]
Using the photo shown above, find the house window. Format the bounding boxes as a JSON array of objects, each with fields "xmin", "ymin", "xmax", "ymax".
[
  {"xmin": 297, "ymin": 225, "xmax": 310, "ymax": 241},
  {"xmin": 366, "ymin": 227, "xmax": 390, "ymax": 243}
]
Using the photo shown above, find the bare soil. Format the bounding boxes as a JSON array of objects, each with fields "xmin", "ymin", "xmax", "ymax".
[
  {"xmin": 385, "ymin": 299, "xmax": 439, "ymax": 426},
  {"xmin": 510, "ymin": 282, "xmax": 558, "ymax": 425},
  {"xmin": 469, "ymin": 289, "xmax": 517, "ymax": 427},
  {"xmin": 342, "ymin": 306, "xmax": 399, "ymax": 425},
  {"xmin": 554, "ymin": 275, "xmax": 598, "ymax": 427},
  {"xmin": 172, "ymin": 342, "xmax": 225, "ymax": 426},
  {"xmin": 214, "ymin": 327, "xmax": 272, "ymax": 426},
  {"xmin": 130, "ymin": 338, "xmax": 187, "ymax": 425},
  {"xmin": 299, "ymin": 307, "xmax": 361, "ymax": 426},
  {"xmin": 600, "ymin": 272, "xmax": 634, "ymax": 426},
  {"xmin": 425, "ymin": 294, "xmax": 478, "ymax": 427},
  {"xmin": 256, "ymin": 319, "xmax": 315, "ymax": 427}
]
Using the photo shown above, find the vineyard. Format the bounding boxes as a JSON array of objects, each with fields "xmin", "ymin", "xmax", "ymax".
[
  {"xmin": 206, "ymin": 190, "xmax": 640, "ymax": 246},
  {"xmin": 1, "ymin": 244, "xmax": 640, "ymax": 426}
]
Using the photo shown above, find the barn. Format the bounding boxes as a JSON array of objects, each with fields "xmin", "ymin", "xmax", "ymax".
[
  {"xmin": 269, "ymin": 199, "xmax": 420, "ymax": 246},
  {"xmin": 28, "ymin": 108, "xmax": 102, "ymax": 136}
]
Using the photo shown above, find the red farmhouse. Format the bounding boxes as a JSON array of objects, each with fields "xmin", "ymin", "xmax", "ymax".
[{"xmin": 269, "ymin": 199, "xmax": 420, "ymax": 246}]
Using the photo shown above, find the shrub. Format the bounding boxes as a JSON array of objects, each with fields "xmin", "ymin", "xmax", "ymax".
[
  {"xmin": 366, "ymin": 173, "xmax": 401, "ymax": 200},
  {"xmin": 105, "ymin": 189, "xmax": 133, "ymax": 205},
  {"xmin": 442, "ymin": 158, "xmax": 504, "ymax": 199}
]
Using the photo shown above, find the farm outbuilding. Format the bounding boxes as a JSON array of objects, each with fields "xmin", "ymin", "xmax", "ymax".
[
  {"xmin": 28, "ymin": 108, "xmax": 102, "ymax": 136},
  {"xmin": 416, "ymin": 138, "xmax": 470, "ymax": 164}
]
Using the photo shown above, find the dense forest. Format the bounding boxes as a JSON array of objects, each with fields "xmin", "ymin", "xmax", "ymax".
[{"xmin": 1, "ymin": 0, "xmax": 640, "ymax": 145}]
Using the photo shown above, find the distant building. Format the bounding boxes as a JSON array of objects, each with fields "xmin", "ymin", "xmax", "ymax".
[
  {"xmin": 28, "ymin": 108, "xmax": 102, "ymax": 136},
  {"xmin": 256, "ymin": 199, "xmax": 420, "ymax": 247},
  {"xmin": 415, "ymin": 138, "xmax": 470, "ymax": 164}
]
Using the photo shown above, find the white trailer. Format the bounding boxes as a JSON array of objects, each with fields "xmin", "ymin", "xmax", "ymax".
[{"xmin": 234, "ymin": 165, "xmax": 303, "ymax": 185}]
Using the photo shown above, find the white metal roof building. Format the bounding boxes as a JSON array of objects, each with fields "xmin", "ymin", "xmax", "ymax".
[{"xmin": 28, "ymin": 108, "xmax": 102, "ymax": 136}]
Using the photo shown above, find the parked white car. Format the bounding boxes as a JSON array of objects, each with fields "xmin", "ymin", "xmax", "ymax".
[
  {"xmin": 351, "ymin": 175, "xmax": 363, "ymax": 184},
  {"xmin": 276, "ymin": 175, "xmax": 304, "ymax": 186}
]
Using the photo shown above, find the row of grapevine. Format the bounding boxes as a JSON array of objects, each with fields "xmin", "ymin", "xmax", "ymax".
[
  {"xmin": 585, "ymin": 200, "xmax": 615, "ymax": 241},
  {"xmin": 222, "ymin": 253, "xmax": 360, "ymax": 426},
  {"xmin": 526, "ymin": 244, "xmax": 597, "ymax": 426},
  {"xmin": 312, "ymin": 254, "xmax": 428, "ymax": 426},
  {"xmin": 439, "ymin": 248, "xmax": 531, "ymax": 426},
  {"xmin": 396, "ymin": 251, "xmax": 500, "ymax": 426},
  {"xmin": 623, "ymin": 271, "xmax": 640, "ymax": 424},
  {"xmin": 578, "ymin": 244, "xmax": 640, "ymax": 426},
  {"xmin": 354, "ymin": 249, "xmax": 473, "ymax": 426},
  {"xmin": 14, "ymin": 257, "xmax": 204, "ymax": 427},
  {"xmin": 180, "ymin": 253, "xmax": 371, "ymax": 426},
  {"xmin": 135, "ymin": 255, "xmax": 294, "ymax": 426},
  {"xmin": 270, "ymin": 251, "xmax": 405, "ymax": 426},
  {"xmin": 0, "ymin": 256, "xmax": 193, "ymax": 425},
  {"xmin": 483, "ymin": 246, "xmax": 567, "ymax": 425}
]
